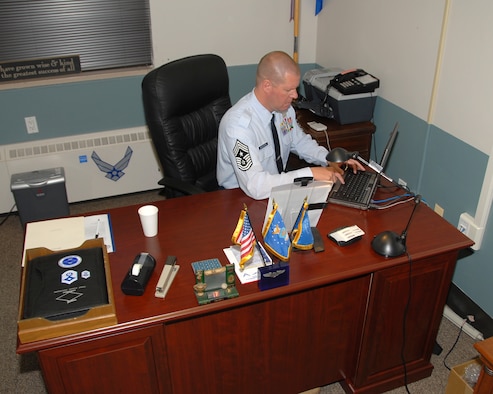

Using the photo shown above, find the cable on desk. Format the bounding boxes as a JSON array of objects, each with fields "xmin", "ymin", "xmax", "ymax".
[
  {"xmin": 372, "ymin": 193, "xmax": 414, "ymax": 205},
  {"xmin": 369, "ymin": 195, "xmax": 415, "ymax": 210},
  {"xmin": 322, "ymin": 129, "xmax": 331, "ymax": 151},
  {"xmin": 370, "ymin": 194, "xmax": 429, "ymax": 210}
]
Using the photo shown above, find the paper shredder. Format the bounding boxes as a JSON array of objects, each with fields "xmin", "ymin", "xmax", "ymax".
[{"xmin": 10, "ymin": 167, "xmax": 69, "ymax": 227}]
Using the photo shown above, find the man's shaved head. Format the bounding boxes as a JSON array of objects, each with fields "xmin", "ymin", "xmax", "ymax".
[{"xmin": 256, "ymin": 51, "xmax": 300, "ymax": 87}]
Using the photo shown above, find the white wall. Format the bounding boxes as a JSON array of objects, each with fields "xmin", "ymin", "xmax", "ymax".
[
  {"xmin": 316, "ymin": 0, "xmax": 493, "ymax": 155},
  {"xmin": 149, "ymin": 0, "xmax": 319, "ymax": 67},
  {"xmin": 432, "ymin": 0, "xmax": 493, "ymax": 153},
  {"xmin": 316, "ymin": 0, "xmax": 444, "ymax": 123}
]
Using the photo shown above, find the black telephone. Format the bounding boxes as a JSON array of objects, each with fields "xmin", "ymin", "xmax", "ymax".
[{"xmin": 330, "ymin": 69, "xmax": 379, "ymax": 95}]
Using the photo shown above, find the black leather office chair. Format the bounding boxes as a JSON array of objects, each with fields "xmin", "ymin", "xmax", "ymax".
[{"xmin": 142, "ymin": 54, "xmax": 231, "ymax": 198}]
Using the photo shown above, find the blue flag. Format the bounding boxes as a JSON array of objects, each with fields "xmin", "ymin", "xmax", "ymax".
[
  {"xmin": 262, "ymin": 201, "xmax": 291, "ymax": 261},
  {"xmin": 292, "ymin": 0, "xmax": 324, "ymax": 19},
  {"xmin": 291, "ymin": 198, "xmax": 314, "ymax": 250}
]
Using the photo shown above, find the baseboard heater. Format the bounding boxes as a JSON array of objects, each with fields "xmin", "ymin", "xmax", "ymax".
[{"xmin": 0, "ymin": 127, "xmax": 162, "ymax": 214}]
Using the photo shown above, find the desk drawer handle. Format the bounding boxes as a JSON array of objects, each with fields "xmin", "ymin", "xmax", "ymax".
[{"xmin": 484, "ymin": 364, "xmax": 493, "ymax": 377}]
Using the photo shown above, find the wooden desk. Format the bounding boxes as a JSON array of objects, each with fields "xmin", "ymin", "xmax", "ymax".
[
  {"xmin": 288, "ymin": 109, "xmax": 376, "ymax": 170},
  {"xmin": 474, "ymin": 337, "xmax": 493, "ymax": 393},
  {"xmin": 17, "ymin": 188, "xmax": 472, "ymax": 394}
]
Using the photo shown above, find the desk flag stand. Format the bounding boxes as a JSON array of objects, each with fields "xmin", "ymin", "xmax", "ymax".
[{"xmin": 258, "ymin": 201, "xmax": 291, "ymax": 290}]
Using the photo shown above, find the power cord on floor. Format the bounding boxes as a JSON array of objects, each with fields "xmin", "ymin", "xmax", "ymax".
[
  {"xmin": 0, "ymin": 204, "xmax": 16, "ymax": 226},
  {"xmin": 443, "ymin": 318, "xmax": 469, "ymax": 370}
]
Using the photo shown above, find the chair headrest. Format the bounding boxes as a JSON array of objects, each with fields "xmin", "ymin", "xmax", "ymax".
[{"xmin": 142, "ymin": 54, "xmax": 230, "ymax": 118}]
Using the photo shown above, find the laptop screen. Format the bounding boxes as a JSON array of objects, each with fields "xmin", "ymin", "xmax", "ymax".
[{"xmin": 379, "ymin": 122, "xmax": 399, "ymax": 168}]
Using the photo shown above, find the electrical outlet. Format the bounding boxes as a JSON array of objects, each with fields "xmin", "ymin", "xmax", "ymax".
[
  {"xmin": 434, "ymin": 203, "xmax": 444, "ymax": 217},
  {"xmin": 458, "ymin": 212, "xmax": 483, "ymax": 250},
  {"xmin": 458, "ymin": 213, "xmax": 474, "ymax": 235},
  {"xmin": 25, "ymin": 116, "xmax": 39, "ymax": 134},
  {"xmin": 458, "ymin": 220, "xmax": 468, "ymax": 234}
]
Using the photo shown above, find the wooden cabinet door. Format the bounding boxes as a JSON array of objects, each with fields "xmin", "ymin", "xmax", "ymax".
[
  {"xmin": 165, "ymin": 276, "xmax": 370, "ymax": 394},
  {"xmin": 38, "ymin": 325, "xmax": 170, "ymax": 394},
  {"xmin": 345, "ymin": 251, "xmax": 458, "ymax": 393}
]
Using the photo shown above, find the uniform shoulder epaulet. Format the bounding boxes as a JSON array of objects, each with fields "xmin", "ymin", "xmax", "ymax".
[{"xmin": 238, "ymin": 111, "xmax": 252, "ymax": 128}]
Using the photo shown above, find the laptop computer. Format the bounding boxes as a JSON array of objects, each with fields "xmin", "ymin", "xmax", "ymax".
[{"xmin": 327, "ymin": 123, "xmax": 399, "ymax": 210}]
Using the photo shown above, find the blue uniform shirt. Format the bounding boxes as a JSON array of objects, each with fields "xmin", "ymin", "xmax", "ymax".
[{"xmin": 217, "ymin": 90, "xmax": 329, "ymax": 200}]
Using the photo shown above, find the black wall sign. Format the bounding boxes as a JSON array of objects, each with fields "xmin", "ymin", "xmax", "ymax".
[{"xmin": 0, "ymin": 55, "xmax": 81, "ymax": 82}]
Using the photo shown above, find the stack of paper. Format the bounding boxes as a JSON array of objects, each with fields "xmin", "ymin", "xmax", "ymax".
[{"xmin": 22, "ymin": 214, "xmax": 114, "ymax": 266}]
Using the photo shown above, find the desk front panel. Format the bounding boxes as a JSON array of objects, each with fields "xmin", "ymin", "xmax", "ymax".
[{"xmin": 165, "ymin": 275, "xmax": 370, "ymax": 394}]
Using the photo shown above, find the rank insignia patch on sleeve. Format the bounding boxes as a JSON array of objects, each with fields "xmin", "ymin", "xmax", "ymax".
[{"xmin": 233, "ymin": 139, "xmax": 252, "ymax": 171}]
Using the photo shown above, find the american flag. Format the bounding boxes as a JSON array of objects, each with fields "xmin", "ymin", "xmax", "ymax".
[
  {"xmin": 238, "ymin": 211, "xmax": 256, "ymax": 266},
  {"xmin": 232, "ymin": 208, "xmax": 256, "ymax": 269}
]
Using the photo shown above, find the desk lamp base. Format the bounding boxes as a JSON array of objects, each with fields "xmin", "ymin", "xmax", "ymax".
[{"xmin": 371, "ymin": 230, "xmax": 406, "ymax": 257}]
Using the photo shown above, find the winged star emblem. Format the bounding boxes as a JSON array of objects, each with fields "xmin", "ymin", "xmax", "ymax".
[
  {"xmin": 263, "ymin": 269, "xmax": 286, "ymax": 279},
  {"xmin": 91, "ymin": 146, "xmax": 133, "ymax": 181}
]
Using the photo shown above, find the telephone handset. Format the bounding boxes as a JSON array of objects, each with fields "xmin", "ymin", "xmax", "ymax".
[{"xmin": 331, "ymin": 69, "xmax": 379, "ymax": 95}]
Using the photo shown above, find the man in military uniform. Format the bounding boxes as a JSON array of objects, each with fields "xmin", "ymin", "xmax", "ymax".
[{"xmin": 217, "ymin": 51, "xmax": 362, "ymax": 200}]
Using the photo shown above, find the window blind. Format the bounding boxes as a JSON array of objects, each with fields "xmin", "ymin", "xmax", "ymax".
[{"xmin": 0, "ymin": 0, "xmax": 152, "ymax": 72}]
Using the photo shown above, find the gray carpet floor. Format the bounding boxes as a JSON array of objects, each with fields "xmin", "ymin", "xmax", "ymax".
[{"xmin": 0, "ymin": 190, "xmax": 481, "ymax": 393}]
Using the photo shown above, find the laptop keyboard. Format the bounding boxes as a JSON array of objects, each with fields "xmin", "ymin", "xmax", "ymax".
[{"xmin": 332, "ymin": 171, "xmax": 373, "ymax": 204}]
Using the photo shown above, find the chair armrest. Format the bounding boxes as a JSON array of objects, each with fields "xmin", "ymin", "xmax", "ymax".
[{"xmin": 158, "ymin": 177, "xmax": 206, "ymax": 196}]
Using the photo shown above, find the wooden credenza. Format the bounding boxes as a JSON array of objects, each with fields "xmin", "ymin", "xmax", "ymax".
[
  {"xmin": 287, "ymin": 109, "xmax": 376, "ymax": 170},
  {"xmin": 17, "ymin": 188, "xmax": 472, "ymax": 394}
]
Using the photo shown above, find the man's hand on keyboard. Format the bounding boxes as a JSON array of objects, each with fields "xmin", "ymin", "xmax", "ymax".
[
  {"xmin": 325, "ymin": 159, "xmax": 365, "ymax": 184},
  {"xmin": 312, "ymin": 159, "xmax": 365, "ymax": 184},
  {"xmin": 346, "ymin": 159, "xmax": 365, "ymax": 173},
  {"xmin": 311, "ymin": 166, "xmax": 344, "ymax": 183}
]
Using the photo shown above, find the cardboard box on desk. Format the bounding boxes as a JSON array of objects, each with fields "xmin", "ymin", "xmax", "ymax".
[{"xmin": 18, "ymin": 238, "xmax": 117, "ymax": 344}]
